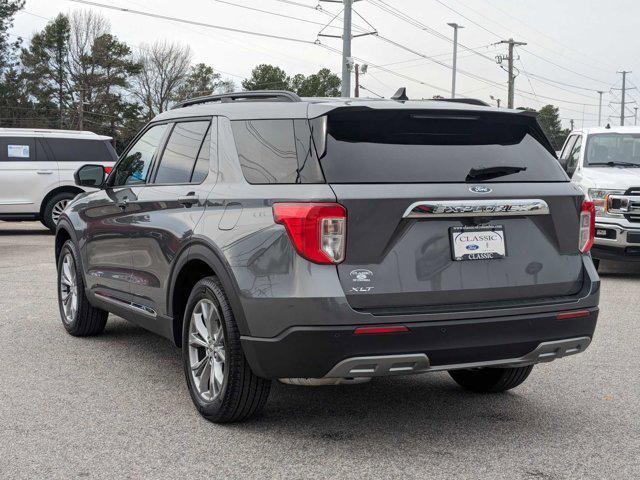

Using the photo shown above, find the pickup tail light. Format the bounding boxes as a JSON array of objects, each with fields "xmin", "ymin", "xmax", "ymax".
[
  {"xmin": 273, "ymin": 203, "xmax": 346, "ymax": 264},
  {"xmin": 579, "ymin": 200, "xmax": 595, "ymax": 253}
]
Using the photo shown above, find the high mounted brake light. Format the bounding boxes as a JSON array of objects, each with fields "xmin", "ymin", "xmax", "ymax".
[
  {"xmin": 273, "ymin": 203, "xmax": 346, "ymax": 264},
  {"xmin": 579, "ymin": 200, "xmax": 595, "ymax": 253},
  {"xmin": 104, "ymin": 166, "xmax": 113, "ymax": 174}
]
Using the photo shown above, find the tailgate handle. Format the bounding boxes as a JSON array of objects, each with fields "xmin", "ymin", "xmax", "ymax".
[{"xmin": 404, "ymin": 199, "xmax": 550, "ymax": 218}]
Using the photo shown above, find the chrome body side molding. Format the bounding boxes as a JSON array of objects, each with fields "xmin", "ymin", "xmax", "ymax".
[
  {"xmin": 94, "ymin": 291, "xmax": 157, "ymax": 318},
  {"xmin": 403, "ymin": 198, "xmax": 550, "ymax": 218}
]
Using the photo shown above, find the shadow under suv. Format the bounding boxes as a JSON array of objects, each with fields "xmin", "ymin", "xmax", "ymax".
[{"xmin": 55, "ymin": 90, "xmax": 600, "ymax": 423}]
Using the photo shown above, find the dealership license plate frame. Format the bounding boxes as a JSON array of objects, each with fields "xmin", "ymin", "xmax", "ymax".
[{"xmin": 450, "ymin": 225, "xmax": 506, "ymax": 261}]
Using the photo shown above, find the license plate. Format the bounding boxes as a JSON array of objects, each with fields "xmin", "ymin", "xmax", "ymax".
[{"xmin": 450, "ymin": 225, "xmax": 506, "ymax": 261}]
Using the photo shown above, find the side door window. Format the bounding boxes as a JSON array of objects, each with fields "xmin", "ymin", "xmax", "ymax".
[
  {"xmin": 112, "ymin": 124, "xmax": 168, "ymax": 186},
  {"xmin": 153, "ymin": 120, "xmax": 210, "ymax": 184},
  {"xmin": 566, "ymin": 136, "xmax": 582, "ymax": 177}
]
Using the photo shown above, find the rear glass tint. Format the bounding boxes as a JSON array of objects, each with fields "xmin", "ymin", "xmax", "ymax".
[
  {"xmin": 320, "ymin": 110, "xmax": 567, "ymax": 183},
  {"xmin": 155, "ymin": 121, "xmax": 209, "ymax": 184},
  {"xmin": 232, "ymin": 119, "xmax": 324, "ymax": 184},
  {"xmin": 45, "ymin": 138, "xmax": 117, "ymax": 163}
]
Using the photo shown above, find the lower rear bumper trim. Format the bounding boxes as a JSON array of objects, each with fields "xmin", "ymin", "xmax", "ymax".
[{"xmin": 323, "ymin": 337, "xmax": 591, "ymax": 378}]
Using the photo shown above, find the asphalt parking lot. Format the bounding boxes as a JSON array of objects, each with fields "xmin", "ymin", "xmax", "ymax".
[{"xmin": 0, "ymin": 221, "xmax": 638, "ymax": 480}]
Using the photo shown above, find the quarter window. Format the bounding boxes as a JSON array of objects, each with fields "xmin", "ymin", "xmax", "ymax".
[
  {"xmin": 154, "ymin": 121, "xmax": 210, "ymax": 184},
  {"xmin": 113, "ymin": 124, "xmax": 168, "ymax": 186},
  {"xmin": 232, "ymin": 120, "xmax": 299, "ymax": 184}
]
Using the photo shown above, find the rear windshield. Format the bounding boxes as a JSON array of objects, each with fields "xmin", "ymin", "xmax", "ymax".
[
  {"xmin": 319, "ymin": 109, "xmax": 567, "ymax": 183},
  {"xmin": 45, "ymin": 138, "xmax": 117, "ymax": 163}
]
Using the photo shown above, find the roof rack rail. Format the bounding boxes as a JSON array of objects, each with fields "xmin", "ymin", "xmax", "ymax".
[
  {"xmin": 174, "ymin": 90, "xmax": 302, "ymax": 109},
  {"xmin": 432, "ymin": 98, "xmax": 491, "ymax": 107}
]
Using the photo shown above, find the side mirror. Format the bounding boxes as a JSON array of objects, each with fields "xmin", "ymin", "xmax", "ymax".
[{"xmin": 75, "ymin": 164, "xmax": 106, "ymax": 188}]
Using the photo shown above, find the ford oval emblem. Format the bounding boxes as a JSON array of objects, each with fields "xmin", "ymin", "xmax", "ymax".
[
  {"xmin": 469, "ymin": 185, "xmax": 492, "ymax": 194},
  {"xmin": 466, "ymin": 244, "xmax": 480, "ymax": 251}
]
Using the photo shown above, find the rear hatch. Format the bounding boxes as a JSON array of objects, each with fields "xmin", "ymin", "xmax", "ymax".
[{"xmin": 316, "ymin": 107, "xmax": 585, "ymax": 312}]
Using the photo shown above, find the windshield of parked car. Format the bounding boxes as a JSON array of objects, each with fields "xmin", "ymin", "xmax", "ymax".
[{"xmin": 585, "ymin": 133, "xmax": 640, "ymax": 167}]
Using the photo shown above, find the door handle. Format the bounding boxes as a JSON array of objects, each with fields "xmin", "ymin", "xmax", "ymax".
[
  {"xmin": 37, "ymin": 170, "xmax": 53, "ymax": 175},
  {"xmin": 178, "ymin": 194, "xmax": 199, "ymax": 208}
]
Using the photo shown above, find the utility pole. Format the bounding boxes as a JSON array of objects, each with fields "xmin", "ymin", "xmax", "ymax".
[
  {"xmin": 354, "ymin": 63, "xmax": 360, "ymax": 98},
  {"xmin": 597, "ymin": 91, "xmax": 604, "ymax": 126},
  {"xmin": 635, "ymin": 107, "xmax": 638, "ymax": 126},
  {"xmin": 447, "ymin": 23, "xmax": 463, "ymax": 98},
  {"xmin": 497, "ymin": 38, "xmax": 527, "ymax": 108},
  {"xmin": 619, "ymin": 70, "xmax": 631, "ymax": 126},
  {"xmin": 341, "ymin": 0, "xmax": 353, "ymax": 97},
  {"xmin": 570, "ymin": 119, "xmax": 575, "ymax": 131}
]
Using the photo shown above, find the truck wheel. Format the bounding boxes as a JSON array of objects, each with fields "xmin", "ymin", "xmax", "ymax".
[
  {"xmin": 182, "ymin": 277, "xmax": 271, "ymax": 423},
  {"xmin": 448, "ymin": 365, "xmax": 534, "ymax": 393},
  {"xmin": 57, "ymin": 240, "xmax": 108, "ymax": 336},
  {"xmin": 592, "ymin": 258, "xmax": 600, "ymax": 271},
  {"xmin": 43, "ymin": 192, "xmax": 77, "ymax": 231}
]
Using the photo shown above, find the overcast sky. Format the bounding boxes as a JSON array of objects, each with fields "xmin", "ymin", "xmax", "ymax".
[{"xmin": 13, "ymin": 0, "xmax": 640, "ymax": 128}]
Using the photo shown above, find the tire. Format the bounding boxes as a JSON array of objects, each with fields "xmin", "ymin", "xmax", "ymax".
[
  {"xmin": 182, "ymin": 276, "xmax": 271, "ymax": 423},
  {"xmin": 42, "ymin": 192, "xmax": 77, "ymax": 231},
  {"xmin": 57, "ymin": 240, "xmax": 108, "ymax": 336},
  {"xmin": 448, "ymin": 365, "xmax": 534, "ymax": 393},
  {"xmin": 592, "ymin": 258, "xmax": 600, "ymax": 272}
]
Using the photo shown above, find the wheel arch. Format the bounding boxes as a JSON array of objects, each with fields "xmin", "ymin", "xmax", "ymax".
[
  {"xmin": 40, "ymin": 185, "xmax": 84, "ymax": 219},
  {"xmin": 169, "ymin": 240, "xmax": 249, "ymax": 347},
  {"xmin": 54, "ymin": 219, "xmax": 78, "ymax": 264}
]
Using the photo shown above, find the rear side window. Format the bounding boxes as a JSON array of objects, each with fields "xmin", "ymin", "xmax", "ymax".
[
  {"xmin": 45, "ymin": 138, "xmax": 117, "ymax": 163},
  {"xmin": 154, "ymin": 121, "xmax": 210, "ymax": 184},
  {"xmin": 232, "ymin": 119, "xmax": 324, "ymax": 184},
  {"xmin": 191, "ymin": 125, "xmax": 211, "ymax": 184},
  {"xmin": 319, "ymin": 110, "xmax": 567, "ymax": 183},
  {"xmin": 0, "ymin": 137, "xmax": 36, "ymax": 161}
]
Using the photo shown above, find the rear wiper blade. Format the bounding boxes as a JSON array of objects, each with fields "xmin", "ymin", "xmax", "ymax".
[
  {"xmin": 466, "ymin": 165, "xmax": 527, "ymax": 181},
  {"xmin": 589, "ymin": 161, "xmax": 640, "ymax": 168}
]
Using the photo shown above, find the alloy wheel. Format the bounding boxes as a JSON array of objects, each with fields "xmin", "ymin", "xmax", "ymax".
[
  {"xmin": 188, "ymin": 299, "xmax": 226, "ymax": 402},
  {"xmin": 52, "ymin": 199, "xmax": 69, "ymax": 224},
  {"xmin": 59, "ymin": 253, "xmax": 78, "ymax": 324}
]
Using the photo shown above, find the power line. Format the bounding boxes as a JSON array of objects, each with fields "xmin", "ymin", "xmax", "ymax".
[
  {"xmin": 66, "ymin": 0, "xmax": 317, "ymax": 45},
  {"xmin": 212, "ymin": 0, "xmax": 342, "ymax": 29}
]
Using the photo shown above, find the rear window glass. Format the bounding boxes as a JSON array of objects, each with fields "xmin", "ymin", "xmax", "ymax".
[
  {"xmin": 232, "ymin": 119, "xmax": 324, "ymax": 184},
  {"xmin": 45, "ymin": 138, "xmax": 116, "ymax": 163},
  {"xmin": 154, "ymin": 121, "xmax": 209, "ymax": 184},
  {"xmin": 319, "ymin": 110, "xmax": 567, "ymax": 183}
]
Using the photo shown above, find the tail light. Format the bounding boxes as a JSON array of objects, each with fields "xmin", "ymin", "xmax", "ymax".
[
  {"xmin": 104, "ymin": 166, "xmax": 113, "ymax": 174},
  {"xmin": 579, "ymin": 200, "xmax": 595, "ymax": 253},
  {"xmin": 273, "ymin": 203, "xmax": 346, "ymax": 264}
]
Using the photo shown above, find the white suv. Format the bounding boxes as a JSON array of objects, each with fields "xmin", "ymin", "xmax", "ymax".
[
  {"xmin": 559, "ymin": 125, "xmax": 640, "ymax": 268},
  {"xmin": 0, "ymin": 128, "xmax": 118, "ymax": 230}
]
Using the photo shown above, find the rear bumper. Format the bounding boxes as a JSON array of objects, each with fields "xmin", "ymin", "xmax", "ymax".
[{"xmin": 241, "ymin": 307, "xmax": 598, "ymax": 379}]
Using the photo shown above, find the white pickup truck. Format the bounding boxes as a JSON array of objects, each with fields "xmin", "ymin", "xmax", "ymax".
[{"xmin": 559, "ymin": 125, "xmax": 640, "ymax": 269}]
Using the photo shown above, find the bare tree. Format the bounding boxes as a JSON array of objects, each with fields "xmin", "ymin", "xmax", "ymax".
[
  {"xmin": 68, "ymin": 9, "xmax": 109, "ymax": 128},
  {"xmin": 131, "ymin": 40, "xmax": 192, "ymax": 119}
]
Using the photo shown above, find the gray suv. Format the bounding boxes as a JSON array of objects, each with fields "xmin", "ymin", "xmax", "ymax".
[{"xmin": 55, "ymin": 91, "xmax": 600, "ymax": 423}]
